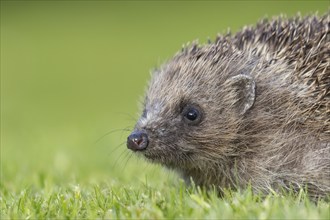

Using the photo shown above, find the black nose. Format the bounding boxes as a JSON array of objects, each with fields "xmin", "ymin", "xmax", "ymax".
[{"xmin": 127, "ymin": 131, "xmax": 149, "ymax": 151}]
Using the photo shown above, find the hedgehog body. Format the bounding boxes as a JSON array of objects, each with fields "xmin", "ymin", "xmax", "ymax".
[{"xmin": 127, "ymin": 14, "xmax": 330, "ymax": 199}]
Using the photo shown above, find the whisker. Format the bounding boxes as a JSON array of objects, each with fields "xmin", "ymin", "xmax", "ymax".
[
  {"xmin": 107, "ymin": 141, "xmax": 126, "ymax": 157},
  {"xmin": 119, "ymin": 127, "xmax": 131, "ymax": 140},
  {"xmin": 115, "ymin": 112, "xmax": 138, "ymax": 122},
  {"xmin": 94, "ymin": 127, "xmax": 131, "ymax": 144},
  {"xmin": 111, "ymin": 148, "xmax": 128, "ymax": 170},
  {"xmin": 122, "ymin": 152, "xmax": 134, "ymax": 172}
]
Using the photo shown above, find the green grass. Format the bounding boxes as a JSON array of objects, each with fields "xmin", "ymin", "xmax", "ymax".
[
  {"xmin": 2, "ymin": 179, "xmax": 330, "ymax": 219},
  {"xmin": 1, "ymin": 1, "xmax": 329, "ymax": 219}
]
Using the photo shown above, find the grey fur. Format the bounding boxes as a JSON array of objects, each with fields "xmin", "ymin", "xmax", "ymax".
[{"xmin": 130, "ymin": 13, "xmax": 330, "ymax": 199}]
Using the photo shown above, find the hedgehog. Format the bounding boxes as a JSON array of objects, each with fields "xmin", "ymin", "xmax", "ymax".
[{"xmin": 127, "ymin": 13, "xmax": 330, "ymax": 199}]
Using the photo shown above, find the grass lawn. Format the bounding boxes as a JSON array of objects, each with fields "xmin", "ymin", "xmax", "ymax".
[
  {"xmin": 2, "ymin": 180, "xmax": 330, "ymax": 219},
  {"xmin": 1, "ymin": 1, "xmax": 329, "ymax": 219}
]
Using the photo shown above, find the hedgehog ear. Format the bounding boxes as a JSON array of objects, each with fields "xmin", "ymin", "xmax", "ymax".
[{"xmin": 227, "ymin": 74, "xmax": 256, "ymax": 115}]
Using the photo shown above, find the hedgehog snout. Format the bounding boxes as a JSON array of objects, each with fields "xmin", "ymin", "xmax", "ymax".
[{"xmin": 127, "ymin": 131, "xmax": 149, "ymax": 151}]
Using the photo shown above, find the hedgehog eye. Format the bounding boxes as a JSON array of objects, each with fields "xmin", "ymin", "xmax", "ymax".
[
  {"xmin": 182, "ymin": 106, "xmax": 202, "ymax": 125},
  {"xmin": 185, "ymin": 108, "xmax": 198, "ymax": 121}
]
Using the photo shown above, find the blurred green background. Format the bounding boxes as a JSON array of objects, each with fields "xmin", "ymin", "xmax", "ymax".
[{"xmin": 1, "ymin": 1, "xmax": 328, "ymax": 189}]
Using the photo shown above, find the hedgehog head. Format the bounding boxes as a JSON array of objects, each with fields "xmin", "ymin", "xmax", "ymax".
[{"xmin": 127, "ymin": 43, "xmax": 258, "ymax": 169}]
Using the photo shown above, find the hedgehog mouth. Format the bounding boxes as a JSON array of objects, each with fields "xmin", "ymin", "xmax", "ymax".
[
  {"xmin": 143, "ymin": 153, "xmax": 158, "ymax": 162},
  {"xmin": 139, "ymin": 148, "xmax": 176, "ymax": 167},
  {"xmin": 139, "ymin": 147, "xmax": 193, "ymax": 169},
  {"xmin": 141, "ymin": 150, "xmax": 162, "ymax": 161}
]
